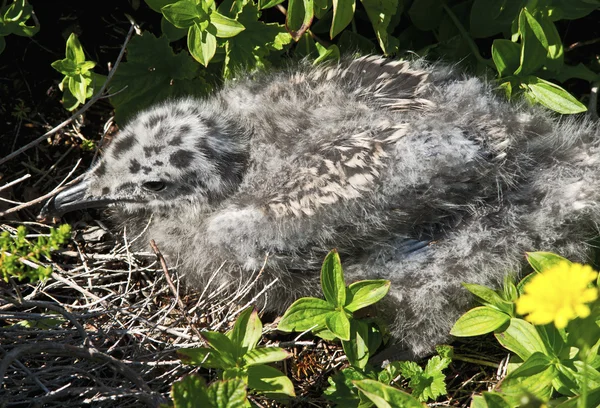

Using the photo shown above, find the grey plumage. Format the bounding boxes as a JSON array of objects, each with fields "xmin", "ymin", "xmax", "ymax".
[{"xmin": 42, "ymin": 55, "xmax": 600, "ymax": 358}]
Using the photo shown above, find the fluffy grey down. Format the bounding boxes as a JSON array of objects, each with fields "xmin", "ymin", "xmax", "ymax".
[{"xmin": 44, "ymin": 55, "xmax": 600, "ymax": 358}]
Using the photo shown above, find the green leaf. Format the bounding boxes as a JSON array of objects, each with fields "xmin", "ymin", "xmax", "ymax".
[
  {"xmin": 109, "ymin": 32, "xmax": 208, "ymax": 124},
  {"xmin": 330, "ymin": 0, "xmax": 355, "ymax": 38},
  {"xmin": 494, "ymin": 318, "xmax": 547, "ymax": 360},
  {"xmin": 171, "ymin": 374, "xmax": 210, "ymax": 407},
  {"xmin": 247, "ymin": 364, "xmax": 296, "ymax": 397},
  {"xmin": 537, "ymin": 13, "xmax": 563, "ymax": 71},
  {"xmin": 321, "ymin": 249, "xmax": 346, "ymax": 307},
  {"xmin": 325, "ymin": 310, "xmax": 351, "ymax": 341},
  {"xmin": 223, "ymin": 0, "xmax": 292, "ymax": 79},
  {"xmin": 161, "ymin": 16, "xmax": 188, "ymax": 41},
  {"xmin": 515, "ymin": 8, "xmax": 548, "ymax": 76},
  {"xmin": 65, "ymin": 33, "xmax": 86, "ymax": 63},
  {"xmin": 469, "ymin": 0, "xmax": 524, "ymax": 38},
  {"xmin": 144, "ymin": 0, "xmax": 178, "ymax": 13},
  {"xmin": 228, "ymin": 307, "xmax": 262, "ymax": 354},
  {"xmin": 500, "ymin": 352, "xmax": 555, "ymax": 401},
  {"xmin": 201, "ymin": 331, "xmax": 238, "ymax": 365},
  {"xmin": 314, "ymin": 42, "xmax": 340, "ymax": 64},
  {"xmin": 188, "ymin": 22, "xmax": 217, "ymax": 66},
  {"xmin": 492, "ymin": 39, "xmax": 521, "ymax": 77},
  {"xmin": 206, "ymin": 378, "xmax": 249, "ymax": 407},
  {"xmin": 314, "ymin": 0, "xmax": 332, "ymax": 18},
  {"xmin": 258, "ymin": 0, "xmax": 285, "ymax": 9},
  {"xmin": 552, "ymin": 0, "xmax": 600, "ymax": 20},
  {"xmin": 482, "ymin": 392, "xmax": 512, "ymax": 408},
  {"xmin": 278, "ymin": 297, "xmax": 334, "ymax": 332},
  {"xmin": 243, "ymin": 347, "xmax": 291, "ymax": 366},
  {"xmin": 178, "ymin": 346, "xmax": 234, "ymax": 370},
  {"xmin": 360, "ymin": 0, "xmax": 400, "ymax": 55},
  {"xmin": 68, "ymin": 74, "xmax": 88, "ymax": 105},
  {"xmin": 408, "ymin": 0, "xmax": 444, "ymax": 31},
  {"xmin": 286, "ymin": 0, "xmax": 314, "ymax": 41},
  {"xmin": 450, "ymin": 306, "xmax": 510, "ymax": 337},
  {"xmin": 51, "ymin": 59, "xmax": 78, "ymax": 76},
  {"xmin": 526, "ymin": 251, "xmax": 571, "ymax": 273},
  {"xmin": 211, "ymin": 11, "xmax": 245, "ymax": 37},
  {"xmin": 346, "ymin": 280, "xmax": 390, "ymax": 312},
  {"xmin": 461, "ymin": 283, "xmax": 514, "ymax": 314},
  {"xmin": 551, "ymin": 63, "xmax": 600, "ymax": 83},
  {"xmin": 162, "ymin": 0, "xmax": 202, "ymax": 28},
  {"xmin": 523, "ymin": 76, "xmax": 587, "ymax": 114},
  {"xmin": 353, "ymin": 379, "xmax": 425, "ymax": 407},
  {"xmin": 342, "ymin": 319, "xmax": 370, "ymax": 369}
]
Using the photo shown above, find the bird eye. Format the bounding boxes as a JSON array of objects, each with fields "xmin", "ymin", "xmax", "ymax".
[{"xmin": 142, "ymin": 181, "xmax": 166, "ymax": 192}]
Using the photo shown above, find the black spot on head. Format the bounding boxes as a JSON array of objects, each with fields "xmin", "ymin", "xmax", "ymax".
[
  {"xmin": 203, "ymin": 117, "xmax": 217, "ymax": 130},
  {"xmin": 145, "ymin": 114, "xmax": 167, "ymax": 129},
  {"xmin": 180, "ymin": 124, "xmax": 191, "ymax": 135},
  {"xmin": 142, "ymin": 166, "xmax": 152, "ymax": 175},
  {"xmin": 129, "ymin": 159, "xmax": 141, "ymax": 174},
  {"xmin": 173, "ymin": 108, "xmax": 186, "ymax": 117},
  {"xmin": 144, "ymin": 145, "xmax": 164, "ymax": 157},
  {"xmin": 171, "ymin": 135, "xmax": 183, "ymax": 146},
  {"xmin": 112, "ymin": 134, "xmax": 136, "ymax": 159},
  {"xmin": 170, "ymin": 150, "xmax": 194, "ymax": 169},
  {"xmin": 154, "ymin": 160, "xmax": 164, "ymax": 166},
  {"xmin": 95, "ymin": 162, "xmax": 106, "ymax": 177},
  {"xmin": 101, "ymin": 187, "xmax": 110, "ymax": 195},
  {"xmin": 188, "ymin": 107, "xmax": 200, "ymax": 116}
]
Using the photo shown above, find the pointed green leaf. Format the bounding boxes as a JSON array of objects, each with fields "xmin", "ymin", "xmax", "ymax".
[
  {"xmin": 321, "ymin": 249, "xmax": 346, "ymax": 307},
  {"xmin": 206, "ymin": 378, "xmax": 248, "ymax": 407},
  {"xmin": 188, "ymin": 23, "xmax": 216, "ymax": 66},
  {"xmin": 450, "ymin": 306, "xmax": 510, "ymax": 337},
  {"xmin": 171, "ymin": 374, "xmax": 211, "ymax": 407},
  {"xmin": 492, "ymin": 39, "xmax": 521, "ymax": 77},
  {"xmin": 494, "ymin": 318, "xmax": 547, "ymax": 360},
  {"xmin": 500, "ymin": 352, "xmax": 554, "ymax": 401},
  {"xmin": 286, "ymin": 0, "xmax": 314, "ymax": 41},
  {"xmin": 469, "ymin": 0, "xmax": 524, "ymax": 38},
  {"xmin": 201, "ymin": 331, "xmax": 238, "ymax": 365},
  {"xmin": 162, "ymin": 0, "xmax": 202, "ymax": 28},
  {"xmin": 68, "ymin": 74, "xmax": 88, "ymax": 105},
  {"xmin": 526, "ymin": 251, "xmax": 571, "ymax": 273},
  {"xmin": 227, "ymin": 307, "xmax": 262, "ymax": 358},
  {"xmin": 330, "ymin": 0, "xmax": 355, "ymax": 38},
  {"xmin": 461, "ymin": 283, "xmax": 514, "ymax": 314},
  {"xmin": 278, "ymin": 297, "xmax": 334, "ymax": 332},
  {"xmin": 353, "ymin": 379, "xmax": 425, "ymax": 407},
  {"xmin": 524, "ymin": 76, "xmax": 587, "ymax": 114},
  {"xmin": 342, "ymin": 319, "xmax": 369, "ymax": 368},
  {"xmin": 345, "ymin": 280, "xmax": 390, "ymax": 312},
  {"xmin": 244, "ymin": 347, "xmax": 292, "ymax": 366},
  {"xmin": 515, "ymin": 8, "xmax": 548, "ymax": 75},
  {"xmin": 178, "ymin": 347, "xmax": 234, "ymax": 370},
  {"xmin": 482, "ymin": 392, "xmax": 512, "ymax": 408},
  {"xmin": 258, "ymin": 0, "xmax": 285, "ymax": 9},
  {"xmin": 360, "ymin": 0, "xmax": 401, "ymax": 54},
  {"xmin": 314, "ymin": 42, "xmax": 340, "ymax": 64},
  {"xmin": 161, "ymin": 16, "xmax": 188, "ymax": 41},
  {"xmin": 51, "ymin": 59, "xmax": 78, "ymax": 76},
  {"xmin": 211, "ymin": 11, "xmax": 245, "ymax": 37},
  {"xmin": 65, "ymin": 33, "xmax": 86, "ymax": 63},
  {"xmin": 247, "ymin": 364, "xmax": 296, "ymax": 397},
  {"xmin": 325, "ymin": 310, "xmax": 351, "ymax": 341}
]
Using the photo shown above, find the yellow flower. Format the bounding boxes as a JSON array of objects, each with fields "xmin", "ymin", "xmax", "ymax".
[{"xmin": 516, "ymin": 261, "xmax": 598, "ymax": 329}]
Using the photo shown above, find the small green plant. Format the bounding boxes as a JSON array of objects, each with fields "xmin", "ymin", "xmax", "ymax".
[
  {"xmin": 279, "ymin": 249, "xmax": 450, "ymax": 406},
  {"xmin": 0, "ymin": 0, "xmax": 39, "ymax": 55},
  {"xmin": 0, "ymin": 224, "xmax": 71, "ymax": 283},
  {"xmin": 451, "ymin": 251, "xmax": 600, "ymax": 407},
  {"xmin": 171, "ymin": 306, "xmax": 294, "ymax": 407},
  {"xmin": 51, "ymin": 33, "xmax": 106, "ymax": 111},
  {"xmin": 278, "ymin": 249, "xmax": 390, "ymax": 368}
]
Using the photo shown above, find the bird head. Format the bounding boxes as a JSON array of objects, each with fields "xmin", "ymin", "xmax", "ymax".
[{"xmin": 40, "ymin": 98, "xmax": 249, "ymax": 217}]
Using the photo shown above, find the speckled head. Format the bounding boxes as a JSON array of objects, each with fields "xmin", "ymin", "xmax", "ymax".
[{"xmin": 40, "ymin": 98, "xmax": 249, "ymax": 217}]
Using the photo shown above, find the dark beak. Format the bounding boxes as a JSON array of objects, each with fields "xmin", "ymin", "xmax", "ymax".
[{"xmin": 39, "ymin": 180, "xmax": 117, "ymax": 218}]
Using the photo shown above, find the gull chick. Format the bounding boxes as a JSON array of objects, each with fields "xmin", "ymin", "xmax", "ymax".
[{"xmin": 41, "ymin": 56, "xmax": 600, "ymax": 357}]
